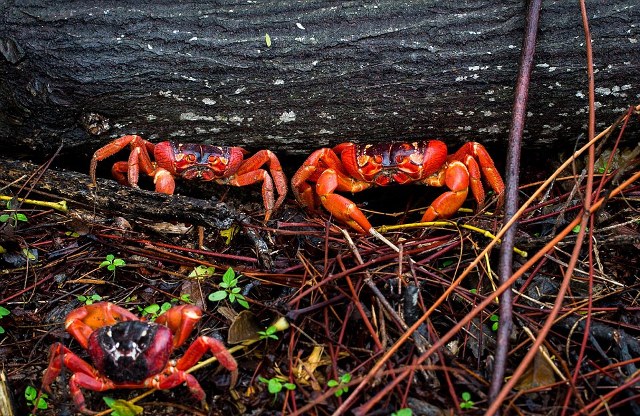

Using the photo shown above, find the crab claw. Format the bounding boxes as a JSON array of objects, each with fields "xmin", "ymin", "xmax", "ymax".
[
  {"xmin": 316, "ymin": 168, "xmax": 373, "ymax": 233},
  {"xmin": 420, "ymin": 161, "xmax": 470, "ymax": 222},
  {"xmin": 65, "ymin": 302, "xmax": 139, "ymax": 349}
]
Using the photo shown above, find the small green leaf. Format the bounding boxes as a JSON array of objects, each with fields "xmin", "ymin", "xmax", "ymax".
[
  {"xmin": 283, "ymin": 382, "xmax": 296, "ymax": 391},
  {"xmin": 268, "ymin": 378, "xmax": 282, "ymax": 394},
  {"xmin": 25, "ymin": 386, "xmax": 37, "ymax": 401},
  {"xmin": 327, "ymin": 379, "xmax": 338, "ymax": 388},
  {"xmin": 0, "ymin": 214, "xmax": 9, "ymax": 222},
  {"xmin": 36, "ymin": 397, "xmax": 48, "ymax": 409},
  {"xmin": 572, "ymin": 224, "xmax": 581, "ymax": 233},
  {"xmin": 143, "ymin": 304, "xmax": 160, "ymax": 315},
  {"xmin": 236, "ymin": 297, "xmax": 250, "ymax": 309},
  {"xmin": 265, "ymin": 33, "xmax": 272, "ymax": 47},
  {"xmin": 462, "ymin": 391, "xmax": 471, "ymax": 401},
  {"xmin": 0, "ymin": 306, "xmax": 10, "ymax": 317},
  {"xmin": 208, "ymin": 291, "xmax": 228, "ymax": 302},
  {"xmin": 222, "ymin": 267, "xmax": 235, "ymax": 282},
  {"xmin": 113, "ymin": 259, "xmax": 126, "ymax": 267},
  {"xmin": 0, "ymin": 327, "xmax": 5, "ymax": 334},
  {"xmin": 106, "ymin": 254, "xmax": 115, "ymax": 262}
]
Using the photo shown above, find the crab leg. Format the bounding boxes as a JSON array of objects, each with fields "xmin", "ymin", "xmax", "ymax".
[
  {"xmin": 90, "ymin": 135, "xmax": 155, "ymax": 187},
  {"xmin": 154, "ymin": 371, "xmax": 207, "ymax": 401},
  {"xmin": 450, "ymin": 142, "xmax": 505, "ymax": 205},
  {"xmin": 291, "ymin": 148, "xmax": 351, "ymax": 212},
  {"xmin": 43, "ymin": 343, "xmax": 112, "ymax": 415},
  {"xmin": 224, "ymin": 149, "xmax": 288, "ymax": 222},
  {"xmin": 175, "ymin": 336, "xmax": 238, "ymax": 372}
]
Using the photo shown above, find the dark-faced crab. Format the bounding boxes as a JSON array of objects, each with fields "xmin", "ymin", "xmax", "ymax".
[{"xmin": 42, "ymin": 302, "xmax": 237, "ymax": 414}]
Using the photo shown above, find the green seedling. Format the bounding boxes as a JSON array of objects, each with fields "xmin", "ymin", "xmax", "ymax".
[
  {"xmin": 327, "ymin": 373, "xmax": 351, "ymax": 397},
  {"xmin": 77, "ymin": 294, "xmax": 102, "ymax": 305},
  {"xmin": 460, "ymin": 391, "xmax": 475, "ymax": 409},
  {"xmin": 489, "ymin": 314, "xmax": 499, "ymax": 331},
  {"xmin": 25, "ymin": 385, "xmax": 48, "ymax": 414},
  {"xmin": 1, "ymin": 200, "xmax": 28, "ymax": 226},
  {"xmin": 258, "ymin": 325, "xmax": 279, "ymax": 341},
  {"xmin": 0, "ymin": 306, "xmax": 10, "ymax": 334},
  {"xmin": 208, "ymin": 267, "xmax": 249, "ymax": 309},
  {"xmin": 174, "ymin": 293, "xmax": 193, "ymax": 304},
  {"xmin": 258, "ymin": 376, "xmax": 296, "ymax": 400},
  {"xmin": 138, "ymin": 302, "xmax": 172, "ymax": 320},
  {"xmin": 0, "ymin": 212, "xmax": 28, "ymax": 225},
  {"xmin": 100, "ymin": 254, "xmax": 126, "ymax": 273},
  {"xmin": 391, "ymin": 409, "xmax": 413, "ymax": 416}
]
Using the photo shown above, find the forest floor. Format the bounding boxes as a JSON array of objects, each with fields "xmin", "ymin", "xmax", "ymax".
[{"xmin": 1, "ymin": 112, "xmax": 640, "ymax": 416}]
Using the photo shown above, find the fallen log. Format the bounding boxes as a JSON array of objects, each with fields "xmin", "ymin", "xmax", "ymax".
[{"xmin": 1, "ymin": 1, "xmax": 638, "ymax": 160}]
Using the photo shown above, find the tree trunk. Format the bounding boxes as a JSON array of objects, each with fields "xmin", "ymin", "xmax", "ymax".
[{"xmin": 0, "ymin": 0, "xmax": 638, "ymax": 162}]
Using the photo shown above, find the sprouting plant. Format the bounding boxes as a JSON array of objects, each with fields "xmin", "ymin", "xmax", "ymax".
[
  {"xmin": 77, "ymin": 294, "xmax": 102, "ymax": 305},
  {"xmin": 174, "ymin": 293, "xmax": 193, "ymax": 304},
  {"xmin": 138, "ymin": 302, "xmax": 172, "ymax": 320},
  {"xmin": 208, "ymin": 267, "xmax": 249, "ymax": 309},
  {"xmin": 0, "ymin": 306, "xmax": 10, "ymax": 335},
  {"xmin": 1, "ymin": 200, "xmax": 28, "ymax": 226},
  {"xmin": 25, "ymin": 385, "xmax": 48, "ymax": 414},
  {"xmin": 391, "ymin": 409, "xmax": 413, "ymax": 416},
  {"xmin": 460, "ymin": 391, "xmax": 475, "ymax": 409},
  {"xmin": 258, "ymin": 325, "xmax": 279, "ymax": 341},
  {"xmin": 0, "ymin": 211, "xmax": 28, "ymax": 225},
  {"xmin": 258, "ymin": 376, "xmax": 296, "ymax": 400},
  {"xmin": 99, "ymin": 254, "xmax": 126, "ymax": 273},
  {"xmin": 135, "ymin": 294, "xmax": 192, "ymax": 320},
  {"xmin": 489, "ymin": 314, "xmax": 499, "ymax": 331},
  {"xmin": 327, "ymin": 373, "xmax": 351, "ymax": 397}
]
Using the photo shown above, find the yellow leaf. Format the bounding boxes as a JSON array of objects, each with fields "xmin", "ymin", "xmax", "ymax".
[
  {"xmin": 265, "ymin": 33, "xmax": 272, "ymax": 47},
  {"xmin": 220, "ymin": 224, "xmax": 239, "ymax": 245}
]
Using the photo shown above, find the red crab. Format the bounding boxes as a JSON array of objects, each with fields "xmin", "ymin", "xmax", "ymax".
[
  {"xmin": 42, "ymin": 302, "xmax": 237, "ymax": 414},
  {"xmin": 292, "ymin": 140, "xmax": 505, "ymax": 233},
  {"xmin": 90, "ymin": 135, "xmax": 288, "ymax": 221}
]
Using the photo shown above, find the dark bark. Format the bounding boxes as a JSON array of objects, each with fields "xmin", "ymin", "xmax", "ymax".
[{"xmin": 1, "ymin": 0, "xmax": 639, "ymax": 161}]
